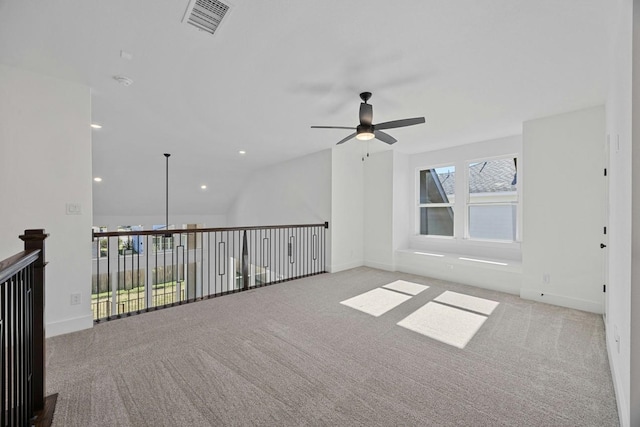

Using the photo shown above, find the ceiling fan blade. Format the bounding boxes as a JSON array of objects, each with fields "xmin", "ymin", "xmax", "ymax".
[
  {"xmin": 359, "ymin": 103, "xmax": 373, "ymax": 126},
  {"xmin": 374, "ymin": 117, "xmax": 425, "ymax": 130},
  {"xmin": 311, "ymin": 126, "xmax": 356, "ymax": 130},
  {"xmin": 374, "ymin": 130, "xmax": 397, "ymax": 145},
  {"xmin": 336, "ymin": 133, "xmax": 357, "ymax": 145}
]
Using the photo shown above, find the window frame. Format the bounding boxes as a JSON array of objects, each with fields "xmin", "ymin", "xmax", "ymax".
[
  {"xmin": 415, "ymin": 154, "xmax": 521, "ymax": 244},
  {"xmin": 415, "ymin": 164, "xmax": 456, "ymax": 238}
]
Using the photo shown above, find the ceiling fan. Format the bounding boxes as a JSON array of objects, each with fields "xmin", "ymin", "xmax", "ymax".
[{"xmin": 311, "ymin": 92, "xmax": 425, "ymax": 145}]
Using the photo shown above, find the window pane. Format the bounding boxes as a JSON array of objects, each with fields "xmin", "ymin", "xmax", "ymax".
[
  {"xmin": 468, "ymin": 205, "xmax": 516, "ymax": 241},
  {"xmin": 420, "ymin": 207, "xmax": 454, "ymax": 236},
  {"xmin": 419, "ymin": 166, "xmax": 455, "ymax": 204},
  {"xmin": 468, "ymin": 159, "xmax": 517, "ymax": 203}
]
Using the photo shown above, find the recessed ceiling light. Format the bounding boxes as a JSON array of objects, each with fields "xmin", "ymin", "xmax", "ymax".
[
  {"xmin": 90, "ymin": 123, "xmax": 102, "ymax": 129},
  {"xmin": 94, "ymin": 177, "xmax": 102, "ymax": 182},
  {"xmin": 238, "ymin": 150, "xmax": 246, "ymax": 155},
  {"xmin": 200, "ymin": 185, "xmax": 207, "ymax": 189}
]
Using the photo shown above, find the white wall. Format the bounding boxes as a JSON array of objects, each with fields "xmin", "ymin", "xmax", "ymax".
[
  {"xmin": 330, "ymin": 143, "xmax": 363, "ymax": 272},
  {"xmin": 363, "ymin": 151, "xmax": 394, "ymax": 270},
  {"xmin": 0, "ymin": 64, "xmax": 93, "ymax": 337},
  {"xmin": 522, "ymin": 106, "xmax": 605, "ymax": 314},
  {"xmin": 606, "ymin": 1, "xmax": 633, "ymax": 424},
  {"xmin": 226, "ymin": 149, "xmax": 331, "ymax": 227},
  {"xmin": 393, "ymin": 152, "xmax": 411, "ymax": 253}
]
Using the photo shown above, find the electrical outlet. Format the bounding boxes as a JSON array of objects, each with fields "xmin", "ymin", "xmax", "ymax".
[
  {"xmin": 543, "ymin": 273, "xmax": 551, "ymax": 284},
  {"xmin": 70, "ymin": 293, "xmax": 81, "ymax": 305}
]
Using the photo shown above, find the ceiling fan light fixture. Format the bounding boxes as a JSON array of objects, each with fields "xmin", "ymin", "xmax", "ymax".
[
  {"xmin": 356, "ymin": 131, "xmax": 375, "ymax": 141},
  {"xmin": 356, "ymin": 124, "xmax": 375, "ymax": 141}
]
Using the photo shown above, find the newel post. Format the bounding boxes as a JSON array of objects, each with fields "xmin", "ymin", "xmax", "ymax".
[{"xmin": 19, "ymin": 229, "xmax": 48, "ymax": 412}]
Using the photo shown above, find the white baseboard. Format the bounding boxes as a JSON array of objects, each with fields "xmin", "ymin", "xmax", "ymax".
[
  {"xmin": 605, "ymin": 321, "xmax": 629, "ymax": 427},
  {"xmin": 363, "ymin": 260, "xmax": 395, "ymax": 272},
  {"xmin": 519, "ymin": 288, "xmax": 603, "ymax": 313},
  {"xmin": 46, "ymin": 314, "xmax": 93, "ymax": 338},
  {"xmin": 328, "ymin": 260, "xmax": 364, "ymax": 273}
]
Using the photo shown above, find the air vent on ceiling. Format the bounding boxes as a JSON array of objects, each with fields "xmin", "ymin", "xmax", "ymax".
[{"xmin": 183, "ymin": 0, "xmax": 230, "ymax": 36}]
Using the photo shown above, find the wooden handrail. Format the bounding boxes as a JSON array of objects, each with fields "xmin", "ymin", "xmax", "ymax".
[
  {"xmin": 0, "ymin": 249, "xmax": 40, "ymax": 284},
  {"xmin": 93, "ymin": 222, "xmax": 329, "ymax": 238}
]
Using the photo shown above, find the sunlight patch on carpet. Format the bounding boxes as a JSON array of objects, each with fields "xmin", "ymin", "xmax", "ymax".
[
  {"xmin": 382, "ymin": 280, "xmax": 429, "ymax": 296},
  {"xmin": 433, "ymin": 291, "xmax": 499, "ymax": 315},
  {"xmin": 397, "ymin": 302, "xmax": 488, "ymax": 348},
  {"xmin": 340, "ymin": 288, "xmax": 412, "ymax": 317}
]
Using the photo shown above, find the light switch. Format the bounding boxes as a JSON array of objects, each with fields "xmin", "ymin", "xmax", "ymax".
[{"xmin": 66, "ymin": 203, "xmax": 82, "ymax": 215}]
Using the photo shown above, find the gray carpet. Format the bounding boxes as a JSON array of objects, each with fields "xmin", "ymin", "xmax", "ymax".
[{"xmin": 46, "ymin": 267, "xmax": 619, "ymax": 426}]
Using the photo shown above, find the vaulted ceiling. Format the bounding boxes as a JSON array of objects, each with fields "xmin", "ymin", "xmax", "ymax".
[{"xmin": 0, "ymin": 0, "xmax": 612, "ymax": 215}]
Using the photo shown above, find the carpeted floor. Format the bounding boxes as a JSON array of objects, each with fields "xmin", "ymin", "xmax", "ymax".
[{"xmin": 46, "ymin": 267, "xmax": 619, "ymax": 426}]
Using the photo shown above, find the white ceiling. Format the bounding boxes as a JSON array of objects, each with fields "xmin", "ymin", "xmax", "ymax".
[{"xmin": 0, "ymin": 0, "xmax": 612, "ymax": 216}]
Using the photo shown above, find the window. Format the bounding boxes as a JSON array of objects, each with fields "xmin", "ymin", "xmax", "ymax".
[
  {"xmin": 418, "ymin": 166, "xmax": 455, "ymax": 236},
  {"xmin": 467, "ymin": 158, "xmax": 518, "ymax": 241},
  {"xmin": 152, "ymin": 225, "xmax": 174, "ymax": 253},
  {"xmin": 92, "ymin": 226, "xmax": 108, "ymax": 258},
  {"xmin": 415, "ymin": 155, "xmax": 520, "ymax": 243}
]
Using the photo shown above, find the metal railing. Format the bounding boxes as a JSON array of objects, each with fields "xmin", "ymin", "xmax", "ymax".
[
  {"xmin": 91, "ymin": 222, "xmax": 328, "ymax": 321},
  {"xmin": 0, "ymin": 229, "xmax": 51, "ymax": 427}
]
